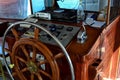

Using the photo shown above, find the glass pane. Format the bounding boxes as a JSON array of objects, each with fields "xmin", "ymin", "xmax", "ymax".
[{"xmin": 0, "ymin": 0, "xmax": 30, "ymax": 19}]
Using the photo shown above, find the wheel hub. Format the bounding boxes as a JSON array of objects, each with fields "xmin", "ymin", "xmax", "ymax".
[{"xmin": 27, "ymin": 61, "xmax": 38, "ymax": 73}]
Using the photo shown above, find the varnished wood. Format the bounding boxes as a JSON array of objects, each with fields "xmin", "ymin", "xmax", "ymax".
[
  {"xmin": 66, "ymin": 26, "xmax": 102, "ymax": 56},
  {"xmin": 5, "ymin": 16, "xmax": 120, "ymax": 80},
  {"xmin": 106, "ymin": 0, "xmax": 111, "ymax": 25},
  {"xmin": 96, "ymin": 16, "xmax": 120, "ymax": 79},
  {"xmin": 79, "ymin": 16, "xmax": 120, "ymax": 80}
]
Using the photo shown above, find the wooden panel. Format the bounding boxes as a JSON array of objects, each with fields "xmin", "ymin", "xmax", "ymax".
[
  {"xmin": 96, "ymin": 16, "xmax": 120, "ymax": 79},
  {"xmin": 75, "ymin": 16, "xmax": 120, "ymax": 80}
]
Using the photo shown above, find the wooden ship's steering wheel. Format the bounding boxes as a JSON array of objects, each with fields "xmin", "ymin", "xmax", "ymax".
[{"xmin": 2, "ymin": 21, "xmax": 75, "ymax": 80}]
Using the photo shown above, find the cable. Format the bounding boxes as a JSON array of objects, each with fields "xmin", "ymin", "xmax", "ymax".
[{"xmin": 82, "ymin": 22, "xmax": 86, "ymax": 33}]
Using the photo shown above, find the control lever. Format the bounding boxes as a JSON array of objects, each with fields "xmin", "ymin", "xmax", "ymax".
[{"xmin": 77, "ymin": 23, "xmax": 87, "ymax": 44}]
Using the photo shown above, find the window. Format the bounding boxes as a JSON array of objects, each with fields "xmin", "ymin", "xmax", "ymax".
[{"xmin": 0, "ymin": 0, "xmax": 30, "ymax": 19}]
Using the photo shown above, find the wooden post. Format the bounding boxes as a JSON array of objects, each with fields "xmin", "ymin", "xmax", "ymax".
[{"xmin": 106, "ymin": 0, "xmax": 111, "ymax": 25}]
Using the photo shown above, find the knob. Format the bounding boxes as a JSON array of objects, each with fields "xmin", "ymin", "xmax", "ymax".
[
  {"xmin": 49, "ymin": 24, "xmax": 57, "ymax": 32},
  {"xmin": 66, "ymin": 27, "xmax": 73, "ymax": 31}
]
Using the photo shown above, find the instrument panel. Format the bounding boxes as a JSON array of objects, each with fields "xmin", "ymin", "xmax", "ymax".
[{"xmin": 23, "ymin": 21, "xmax": 80, "ymax": 47}]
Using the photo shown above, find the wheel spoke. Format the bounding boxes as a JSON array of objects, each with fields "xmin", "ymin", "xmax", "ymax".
[
  {"xmin": 38, "ymin": 69, "xmax": 52, "ymax": 79},
  {"xmin": 37, "ymin": 52, "xmax": 63, "ymax": 66},
  {"xmin": 11, "ymin": 28, "xmax": 20, "ymax": 41},
  {"xmin": 16, "ymin": 56, "xmax": 27, "ymax": 64},
  {"xmin": 4, "ymin": 48, "xmax": 11, "ymax": 53},
  {"xmin": 15, "ymin": 57, "xmax": 28, "ymax": 72},
  {"xmin": 37, "ymin": 59, "xmax": 47, "ymax": 66},
  {"xmin": 4, "ymin": 48, "xmax": 12, "ymax": 57},
  {"xmin": 32, "ymin": 46, "xmax": 37, "ymax": 62},
  {"xmin": 21, "ymin": 67, "xmax": 29, "ymax": 73},
  {"xmin": 12, "ymin": 71, "xmax": 17, "ymax": 76},
  {"xmin": 20, "ymin": 45, "xmax": 30, "ymax": 61},
  {"xmin": 35, "ymin": 72, "xmax": 43, "ymax": 80},
  {"xmin": 54, "ymin": 52, "xmax": 64, "ymax": 59},
  {"xmin": 19, "ymin": 71, "xmax": 27, "ymax": 80},
  {"xmin": 34, "ymin": 28, "xmax": 39, "ymax": 40},
  {"xmin": 37, "ymin": 53, "xmax": 64, "ymax": 66},
  {"xmin": 31, "ymin": 73, "xmax": 34, "ymax": 80}
]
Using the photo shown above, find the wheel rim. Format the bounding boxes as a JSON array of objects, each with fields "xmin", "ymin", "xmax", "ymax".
[{"xmin": 11, "ymin": 38, "xmax": 59, "ymax": 80}]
